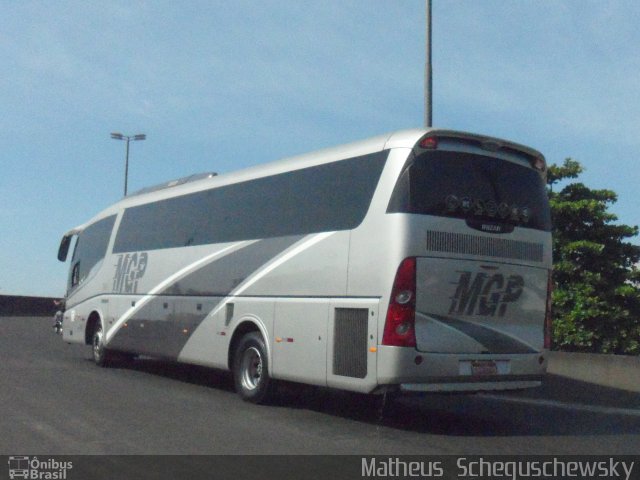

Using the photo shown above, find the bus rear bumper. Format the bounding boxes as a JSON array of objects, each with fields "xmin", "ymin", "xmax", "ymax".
[
  {"xmin": 376, "ymin": 345, "xmax": 547, "ymax": 393},
  {"xmin": 400, "ymin": 380, "xmax": 541, "ymax": 393}
]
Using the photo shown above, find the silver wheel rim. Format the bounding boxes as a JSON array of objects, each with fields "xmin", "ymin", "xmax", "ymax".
[
  {"xmin": 240, "ymin": 346, "xmax": 263, "ymax": 391},
  {"xmin": 93, "ymin": 328, "xmax": 103, "ymax": 362}
]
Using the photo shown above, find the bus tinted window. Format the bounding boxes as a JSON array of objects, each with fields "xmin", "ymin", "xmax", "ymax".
[
  {"xmin": 387, "ymin": 151, "xmax": 551, "ymax": 231},
  {"xmin": 114, "ymin": 151, "xmax": 388, "ymax": 253},
  {"xmin": 71, "ymin": 215, "xmax": 116, "ymax": 286}
]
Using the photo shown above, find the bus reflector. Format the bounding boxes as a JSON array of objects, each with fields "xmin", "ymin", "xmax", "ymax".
[{"xmin": 382, "ymin": 257, "xmax": 417, "ymax": 348}]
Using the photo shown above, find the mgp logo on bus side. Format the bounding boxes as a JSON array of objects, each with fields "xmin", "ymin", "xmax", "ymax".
[{"xmin": 112, "ymin": 252, "xmax": 149, "ymax": 294}]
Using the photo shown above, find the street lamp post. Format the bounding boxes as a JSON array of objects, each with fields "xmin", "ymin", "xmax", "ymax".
[
  {"xmin": 111, "ymin": 132, "xmax": 146, "ymax": 196},
  {"xmin": 425, "ymin": 0, "xmax": 433, "ymax": 128}
]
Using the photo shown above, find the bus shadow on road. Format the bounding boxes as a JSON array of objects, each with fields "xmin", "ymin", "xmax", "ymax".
[
  {"xmin": 96, "ymin": 355, "xmax": 237, "ymax": 393},
  {"xmin": 102, "ymin": 356, "xmax": 640, "ymax": 437},
  {"xmin": 272, "ymin": 379, "xmax": 640, "ymax": 437}
]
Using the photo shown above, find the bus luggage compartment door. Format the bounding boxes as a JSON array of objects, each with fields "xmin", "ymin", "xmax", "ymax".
[{"xmin": 414, "ymin": 257, "xmax": 547, "ymax": 355}]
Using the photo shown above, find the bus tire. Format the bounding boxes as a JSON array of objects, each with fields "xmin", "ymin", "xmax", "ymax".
[
  {"xmin": 232, "ymin": 332, "xmax": 274, "ymax": 404},
  {"xmin": 92, "ymin": 324, "xmax": 114, "ymax": 367}
]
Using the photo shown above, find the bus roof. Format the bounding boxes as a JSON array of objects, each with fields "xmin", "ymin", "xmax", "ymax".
[{"xmin": 67, "ymin": 128, "xmax": 545, "ymax": 232}]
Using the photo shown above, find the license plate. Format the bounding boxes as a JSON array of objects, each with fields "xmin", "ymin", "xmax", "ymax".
[{"xmin": 471, "ymin": 360, "xmax": 498, "ymax": 376}]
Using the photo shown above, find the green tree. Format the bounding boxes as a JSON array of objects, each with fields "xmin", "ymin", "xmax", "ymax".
[{"xmin": 547, "ymin": 159, "xmax": 640, "ymax": 354}]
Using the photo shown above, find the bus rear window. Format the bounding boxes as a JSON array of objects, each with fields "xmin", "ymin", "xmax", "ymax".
[{"xmin": 387, "ymin": 151, "xmax": 551, "ymax": 231}]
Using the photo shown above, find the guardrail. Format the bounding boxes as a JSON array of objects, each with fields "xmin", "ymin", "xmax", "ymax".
[{"xmin": 547, "ymin": 351, "xmax": 640, "ymax": 393}]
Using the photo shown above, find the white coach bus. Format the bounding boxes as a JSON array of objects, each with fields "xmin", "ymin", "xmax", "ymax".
[{"xmin": 57, "ymin": 129, "xmax": 552, "ymax": 403}]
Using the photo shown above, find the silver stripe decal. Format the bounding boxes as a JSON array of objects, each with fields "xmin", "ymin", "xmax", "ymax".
[
  {"xmin": 424, "ymin": 312, "xmax": 538, "ymax": 354},
  {"xmin": 180, "ymin": 231, "xmax": 336, "ymax": 361},
  {"xmin": 105, "ymin": 242, "xmax": 250, "ymax": 343},
  {"xmin": 105, "ymin": 233, "xmax": 329, "ymax": 357},
  {"xmin": 207, "ymin": 232, "xmax": 335, "ymax": 319}
]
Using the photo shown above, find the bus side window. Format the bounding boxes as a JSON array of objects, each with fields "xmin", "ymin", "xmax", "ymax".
[
  {"xmin": 71, "ymin": 262, "xmax": 80, "ymax": 287},
  {"xmin": 68, "ymin": 215, "xmax": 117, "ymax": 291}
]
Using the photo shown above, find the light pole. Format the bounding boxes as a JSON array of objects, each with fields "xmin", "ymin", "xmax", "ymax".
[
  {"xmin": 425, "ymin": 0, "xmax": 433, "ymax": 128},
  {"xmin": 111, "ymin": 132, "xmax": 146, "ymax": 196}
]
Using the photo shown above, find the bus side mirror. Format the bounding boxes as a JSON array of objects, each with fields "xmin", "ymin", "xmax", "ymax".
[{"xmin": 58, "ymin": 235, "xmax": 72, "ymax": 262}]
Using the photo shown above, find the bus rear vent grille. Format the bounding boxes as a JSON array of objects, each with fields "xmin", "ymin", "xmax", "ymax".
[
  {"xmin": 333, "ymin": 308, "xmax": 368, "ymax": 379},
  {"xmin": 425, "ymin": 231, "xmax": 544, "ymax": 262}
]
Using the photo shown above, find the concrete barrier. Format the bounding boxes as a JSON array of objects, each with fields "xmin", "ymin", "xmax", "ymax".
[
  {"xmin": 0, "ymin": 295, "xmax": 61, "ymax": 316},
  {"xmin": 547, "ymin": 351, "xmax": 640, "ymax": 393}
]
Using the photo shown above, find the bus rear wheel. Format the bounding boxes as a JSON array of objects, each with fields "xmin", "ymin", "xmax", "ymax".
[{"xmin": 232, "ymin": 332, "xmax": 275, "ymax": 404}]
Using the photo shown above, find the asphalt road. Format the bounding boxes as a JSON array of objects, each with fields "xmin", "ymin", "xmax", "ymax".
[{"xmin": 2, "ymin": 316, "xmax": 639, "ymax": 455}]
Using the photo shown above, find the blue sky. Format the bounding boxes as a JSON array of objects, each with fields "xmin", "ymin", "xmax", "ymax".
[{"xmin": 1, "ymin": 0, "xmax": 639, "ymax": 297}]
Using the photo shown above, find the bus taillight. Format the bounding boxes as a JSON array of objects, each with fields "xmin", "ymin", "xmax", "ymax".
[
  {"xmin": 382, "ymin": 257, "xmax": 417, "ymax": 348},
  {"xmin": 419, "ymin": 136, "xmax": 438, "ymax": 149},
  {"xmin": 544, "ymin": 269, "xmax": 553, "ymax": 349}
]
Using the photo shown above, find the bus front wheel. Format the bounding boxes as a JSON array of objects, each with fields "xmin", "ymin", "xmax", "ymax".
[
  {"xmin": 92, "ymin": 325, "xmax": 114, "ymax": 367},
  {"xmin": 232, "ymin": 332, "xmax": 275, "ymax": 404}
]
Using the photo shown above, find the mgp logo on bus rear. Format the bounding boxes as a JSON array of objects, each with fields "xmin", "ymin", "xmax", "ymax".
[{"xmin": 448, "ymin": 271, "xmax": 524, "ymax": 317}]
